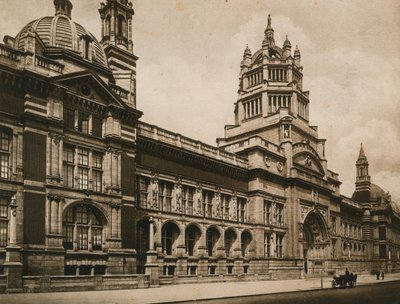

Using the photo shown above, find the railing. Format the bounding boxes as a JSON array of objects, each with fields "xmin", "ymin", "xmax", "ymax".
[
  {"xmin": 0, "ymin": 43, "xmax": 23, "ymax": 62},
  {"xmin": 223, "ymin": 136, "xmax": 283, "ymax": 155},
  {"xmin": 23, "ymin": 274, "xmax": 150, "ymax": 293},
  {"xmin": 137, "ymin": 121, "xmax": 248, "ymax": 168},
  {"xmin": 110, "ymin": 83, "xmax": 129, "ymax": 99},
  {"xmin": 35, "ymin": 55, "xmax": 64, "ymax": 73}
]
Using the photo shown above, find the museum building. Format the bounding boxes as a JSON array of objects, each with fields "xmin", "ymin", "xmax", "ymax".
[{"xmin": 0, "ymin": 0, "xmax": 399, "ymax": 293}]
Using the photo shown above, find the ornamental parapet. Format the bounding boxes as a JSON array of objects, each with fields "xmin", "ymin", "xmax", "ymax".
[{"xmin": 137, "ymin": 121, "xmax": 248, "ymax": 168}]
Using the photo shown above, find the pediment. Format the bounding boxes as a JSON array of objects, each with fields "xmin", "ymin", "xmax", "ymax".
[
  {"xmin": 51, "ymin": 71, "xmax": 126, "ymax": 109},
  {"xmin": 293, "ymin": 152, "xmax": 324, "ymax": 175}
]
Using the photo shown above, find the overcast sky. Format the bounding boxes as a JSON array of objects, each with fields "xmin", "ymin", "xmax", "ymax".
[{"xmin": 1, "ymin": 0, "xmax": 399, "ymax": 199}]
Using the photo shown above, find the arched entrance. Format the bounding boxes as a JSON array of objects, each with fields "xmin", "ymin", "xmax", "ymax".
[{"xmin": 301, "ymin": 211, "xmax": 330, "ymax": 274}]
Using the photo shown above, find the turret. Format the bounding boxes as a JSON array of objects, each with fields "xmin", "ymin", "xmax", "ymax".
[
  {"xmin": 294, "ymin": 45, "xmax": 301, "ymax": 66},
  {"xmin": 240, "ymin": 44, "xmax": 252, "ymax": 69},
  {"xmin": 283, "ymin": 35, "xmax": 291, "ymax": 58},
  {"xmin": 99, "ymin": 0, "xmax": 134, "ymax": 53},
  {"xmin": 262, "ymin": 14, "xmax": 275, "ymax": 48},
  {"xmin": 353, "ymin": 144, "xmax": 371, "ymax": 204},
  {"xmin": 99, "ymin": 0, "xmax": 138, "ymax": 108},
  {"xmin": 54, "ymin": 0, "xmax": 73, "ymax": 18}
]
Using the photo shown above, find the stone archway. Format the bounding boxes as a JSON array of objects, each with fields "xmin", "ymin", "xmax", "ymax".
[{"xmin": 301, "ymin": 211, "xmax": 330, "ymax": 273}]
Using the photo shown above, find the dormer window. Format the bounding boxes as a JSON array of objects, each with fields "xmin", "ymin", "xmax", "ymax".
[{"xmin": 79, "ymin": 35, "xmax": 93, "ymax": 61}]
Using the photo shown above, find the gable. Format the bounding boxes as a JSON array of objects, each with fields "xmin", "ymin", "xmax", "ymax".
[
  {"xmin": 51, "ymin": 71, "xmax": 126, "ymax": 108},
  {"xmin": 293, "ymin": 152, "xmax": 324, "ymax": 175}
]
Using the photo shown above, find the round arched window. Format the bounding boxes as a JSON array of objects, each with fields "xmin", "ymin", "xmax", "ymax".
[{"xmin": 63, "ymin": 205, "xmax": 104, "ymax": 251}]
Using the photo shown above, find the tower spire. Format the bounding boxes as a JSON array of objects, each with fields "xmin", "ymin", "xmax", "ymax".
[
  {"xmin": 358, "ymin": 143, "xmax": 367, "ymax": 160},
  {"xmin": 262, "ymin": 14, "xmax": 275, "ymax": 48}
]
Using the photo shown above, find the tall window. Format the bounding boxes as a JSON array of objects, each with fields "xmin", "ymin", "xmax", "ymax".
[
  {"xmin": 63, "ymin": 145, "xmax": 75, "ymax": 188},
  {"xmin": 0, "ymin": 130, "xmax": 10, "ymax": 179},
  {"xmin": 92, "ymin": 115, "xmax": 103, "ymax": 137},
  {"xmin": 182, "ymin": 186, "xmax": 194, "ymax": 215},
  {"xmin": 264, "ymin": 201, "xmax": 271, "ymax": 226},
  {"xmin": 63, "ymin": 205, "xmax": 103, "ymax": 251},
  {"xmin": 237, "ymin": 198, "xmax": 246, "ymax": 223},
  {"xmin": 264, "ymin": 233, "xmax": 271, "ymax": 257},
  {"xmin": 222, "ymin": 194, "xmax": 230, "ymax": 220},
  {"xmin": 63, "ymin": 145, "xmax": 103, "ymax": 192},
  {"xmin": 276, "ymin": 234, "xmax": 283, "ymax": 258},
  {"xmin": 92, "ymin": 152, "xmax": 103, "ymax": 192},
  {"xmin": 63, "ymin": 107, "xmax": 75, "ymax": 129},
  {"xmin": 379, "ymin": 227, "xmax": 386, "ymax": 240},
  {"xmin": 159, "ymin": 181, "xmax": 173, "ymax": 212},
  {"xmin": 203, "ymin": 190, "xmax": 213, "ymax": 218},
  {"xmin": 78, "ymin": 112, "xmax": 90, "ymax": 134},
  {"xmin": 137, "ymin": 176, "xmax": 150, "ymax": 208},
  {"xmin": 77, "ymin": 148, "xmax": 89, "ymax": 190},
  {"xmin": 0, "ymin": 198, "xmax": 8, "ymax": 247}
]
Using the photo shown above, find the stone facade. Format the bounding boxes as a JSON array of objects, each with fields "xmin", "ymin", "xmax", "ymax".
[{"xmin": 0, "ymin": 0, "xmax": 399, "ymax": 293}]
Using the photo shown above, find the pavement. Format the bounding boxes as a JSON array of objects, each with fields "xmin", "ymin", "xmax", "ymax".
[{"xmin": 1, "ymin": 273, "xmax": 400, "ymax": 304}]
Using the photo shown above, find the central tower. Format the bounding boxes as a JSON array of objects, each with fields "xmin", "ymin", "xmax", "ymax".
[{"xmin": 99, "ymin": 0, "xmax": 137, "ymax": 107}]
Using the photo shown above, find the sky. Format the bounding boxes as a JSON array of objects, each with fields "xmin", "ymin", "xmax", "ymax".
[{"xmin": 0, "ymin": 0, "xmax": 399, "ymax": 199}]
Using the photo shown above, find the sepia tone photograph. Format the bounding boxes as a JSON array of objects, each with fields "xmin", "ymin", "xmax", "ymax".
[{"xmin": 0, "ymin": 0, "xmax": 399, "ymax": 303}]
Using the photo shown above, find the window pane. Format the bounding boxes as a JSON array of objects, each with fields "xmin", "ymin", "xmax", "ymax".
[
  {"xmin": 0, "ymin": 154, "xmax": 8, "ymax": 179},
  {"xmin": 63, "ymin": 164, "xmax": 74, "ymax": 188},
  {"xmin": 78, "ymin": 148, "xmax": 89, "ymax": 166},
  {"xmin": 63, "ymin": 146, "xmax": 74, "ymax": 163},
  {"xmin": 0, "ymin": 220, "xmax": 7, "ymax": 247},
  {"xmin": 93, "ymin": 152, "xmax": 102, "ymax": 169},
  {"xmin": 92, "ymin": 115, "xmax": 103, "ymax": 137},
  {"xmin": 93, "ymin": 170, "xmax": 102, "ymax": 192},
  {"xmin": 78, "ymin": 112, "xmax": 90, "ymax": 134},
  {"xmin": 63, "ymin": 108, "xmax": 75, "ymax": 129},
  {"xmin": 0, "ymin": 198, "xmax": 8, "ymax": 218},
  {"xmin": 0, "ymin": 131, "xmax": 9, "ymax": 151}
]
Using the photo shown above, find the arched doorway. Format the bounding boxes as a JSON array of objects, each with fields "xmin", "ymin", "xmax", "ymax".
[
  {"xmin": 206, "ymin": 226, "xmax": 220, "ymax": 257},
  {"xmin": 185, "ymin": 224, "xmax": 201, "ymax": 256},
  {"xmin": 241, "ymin": 230, "xmax": 252, "ymax": 257},
  {"xmin": 224, "ymin": 229, "xmax": 237, "ymax": 257},
  {"xmin": 161, "ymin": 222, "xmax": 180, "ymax": 255},
  {"xmin": 302, "ymin": 211, "xmax": 330, "ymax": 274}
]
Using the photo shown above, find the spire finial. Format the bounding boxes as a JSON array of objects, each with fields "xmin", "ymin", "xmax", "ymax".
[
  {"xmin": 267, "ymin": 14, "xmax": 272, "ymax": 28},
  {"xmin": 358, "ymin": 143, "xmax": 367, "ymax": 160}
]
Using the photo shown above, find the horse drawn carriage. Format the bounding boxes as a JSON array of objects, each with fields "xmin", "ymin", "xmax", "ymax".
[{"xmin": 331, "ymin": 273, "xmax": 357, "ymax": 288}]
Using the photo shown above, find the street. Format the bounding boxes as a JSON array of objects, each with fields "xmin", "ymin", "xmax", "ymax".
[{"xmin": 164, "ymin": 280, "xmax": 400, "ymax": 304}]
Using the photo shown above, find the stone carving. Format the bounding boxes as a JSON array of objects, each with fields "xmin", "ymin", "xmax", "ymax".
[
  {"xmin": 304, "ymin": 155, "xmax": 312, "ymax": 167},
  {"xmin": 311, "ymin": 189, "xmax": 319, "ymax": 203},
  {"xmin": 283, "ymin": 125, "xmax": 290, "ymax": 138},
  {"xmin": 150, "ymin": 172, "xmax": 159, "ymax": 209},
  {"xmin": 300, "ymin": 205, "xmax": 310, "ymax": 221},
  {"xmin": 276, "ymin": 161, "xmax": 283, "ymax": 172},
  {"xmin": 174, "ymin": 177, "xmax": 182, "ymax": 212},
  {"xmin": 214, "ymin": 188, "xmax": 221, "ymax": 218},
  {"xmin": 298, "ymin": 223, "xmax": 304, "ymax": 240},
  {"xmin": 231, "ymin": 193, "xmax": 237, "ymax": 221},
  {"xmin": 195, "ymin": 183, "xmax": 203, "ymax": 215},
  {"xmin": 264, "ymin": 157, "xmax": 272, "ymax": 168}
]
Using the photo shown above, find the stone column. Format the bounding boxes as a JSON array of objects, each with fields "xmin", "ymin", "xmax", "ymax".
[
  {"xmin": 145, "ymin": 217, "xmax": 160, "ymax": 287},
  {"xmin": 4, "ymin": 195, "xmax": 23, "ymax": 292}
]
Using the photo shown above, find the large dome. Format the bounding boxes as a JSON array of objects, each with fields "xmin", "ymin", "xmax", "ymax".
[{"xmin": 14, "ymin": 6, "xmax": 108, "ymax": 68}]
